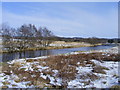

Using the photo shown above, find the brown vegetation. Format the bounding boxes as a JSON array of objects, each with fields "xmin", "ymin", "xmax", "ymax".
[{"xmin": 1, "ymin": 52, "xmax": 119, "ymax": 88}]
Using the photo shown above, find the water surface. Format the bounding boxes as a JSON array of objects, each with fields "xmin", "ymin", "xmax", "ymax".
[{"xmin": 0, "ymin": 44, "xmax": 116, "ymax": 62}]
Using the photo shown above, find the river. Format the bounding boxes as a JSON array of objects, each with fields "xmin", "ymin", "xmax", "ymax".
[{"xmin": 0, "ymin": 44, "xmax": 116, "ymax": 62}]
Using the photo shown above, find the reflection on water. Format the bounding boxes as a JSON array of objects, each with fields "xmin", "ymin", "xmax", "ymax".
[
  {"xmin": 1, "ymin": 45, "xmax": 115, "ymax": 62},
  {"xmin": 1, "ymin": 50, "xmax": 52, "ymax": 62}
]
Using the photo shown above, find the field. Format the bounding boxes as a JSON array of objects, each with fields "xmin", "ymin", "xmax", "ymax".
[{"xmin": 0, "ymin": 47, "xmax": 119, "ymax": 88}]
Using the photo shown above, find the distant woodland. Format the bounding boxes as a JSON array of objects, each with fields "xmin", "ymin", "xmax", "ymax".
[{"xmin": 0, "ymin": 23, "xmax": 119, "ymax": 52}]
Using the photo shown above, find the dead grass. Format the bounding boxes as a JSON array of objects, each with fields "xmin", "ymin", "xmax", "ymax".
[
  {"xmin": 80, "ymin": 73, "xmax": 99, "ymax": 81},
  {"xmin": 92, "ymin": 65, "xmax": 109, "ymax": 74},
  {"xmin": 1, "ymin": 60, "xmax": 54, "ymax": 88},
  {"xmin": 2, "ymin": 63, "xmax": 12, "ymax": 75},
  {"xmin": 37, "ymin": 52, "xmax": 118, "ymax": 86},
  {"xmin": 1, "ymin": 52, "xmax": 118, "ymax": 88},
  {"xmin": 26, "ymin": 59, "xmax": 38, "ymax": 62},
  {"xmin": 44, "ymin": 55, "xmax": 78, "ymax": 80},
  {"xmin": 1, "ymin": 86, "xmax": 8, "ymax": 88},
  {"xmin": 110, "ymin": 85, "xmax": 120, "ymax": 89},
  {"xmin": 42, "ymin": 69, "xmax": 54, "ymax": 76},
  {"xmin": 2, "ymin": 81, "xmax": 10, "ymax": 85}
]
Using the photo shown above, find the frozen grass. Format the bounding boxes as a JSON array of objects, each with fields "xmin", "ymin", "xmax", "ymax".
[{"xmin": 0, "ymin": 47, "xmax": 119, "ymax": 88}]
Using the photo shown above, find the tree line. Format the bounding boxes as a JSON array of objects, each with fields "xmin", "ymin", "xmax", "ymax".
[
  {"xmin": 0, "ymin": 23, "xmax": 55, "ymax": 52},
  {"xmin": 54, "ymin": 37, "xmax": 109, "ymax": 44},
  {"xmin": 0, "ymin": 23, "xmax": 118, "ymax": 52}
]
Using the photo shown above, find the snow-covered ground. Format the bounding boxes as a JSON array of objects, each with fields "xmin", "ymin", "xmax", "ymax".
[
  {"xmin": 49, "ymin": 41, "xmax": 91, "ymax": 47},
  {"xmin": 0, "ymin": 46, "xmax": 119, "ymax": 88},
  {"xmin": 89, "ymin": 47, "xmax": 118, "ymax": 54},
  {"xmin": 68, "ymin": 60, "xmax": 118, "ymax": 88}
]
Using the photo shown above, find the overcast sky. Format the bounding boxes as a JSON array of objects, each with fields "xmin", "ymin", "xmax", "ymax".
[{"xmin": 2, "ymin": 2, "xmax": 118, "ymax": 38}]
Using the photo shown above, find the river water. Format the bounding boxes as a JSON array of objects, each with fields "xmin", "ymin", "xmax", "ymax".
[{"xmin": 0, "ymin": 44, "xmax": 116, "ymax": 62}]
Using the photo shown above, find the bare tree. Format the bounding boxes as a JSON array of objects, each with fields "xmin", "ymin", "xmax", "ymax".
[
  {"xmin": 1, "ymin": 23, "xmax": 15, "ymax": 52},
  {"xmin": 1, "ymin": 23, "xmax": 55, "ymax": 52},
  {"xmin": 41, "ymin": 27, "xmax": 54, "ymax": 47},
  {"xmin": 35, "ymin": 27, "xmax": 42, "ymax": 47},
  {"xmin": 18, "ymin": 24, "xmax": 35, "ymax": 50}
]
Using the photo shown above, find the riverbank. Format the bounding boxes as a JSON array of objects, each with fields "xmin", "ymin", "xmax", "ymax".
[
  {"xmin": 0, "ymin": 46, "xmax": 119, "ymax": 88},
  {"xmin": 0, "ymin": 41, "xmax": 102, "ymax": 54}
]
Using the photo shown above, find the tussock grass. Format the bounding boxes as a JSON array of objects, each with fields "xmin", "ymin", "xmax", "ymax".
[
  {"xmin": 0, "ymin": 52, "xmax": 119, "ymax": 88},
  {"xmin": 2, "ymin": 81, "xmax": 10, "ymax": 85},
  {"xmin": 80, "ymin": 73, "xmax": 99, "ymax": 81},
  {"xmin": 1, "ymin": 86, "xmax": 8, "ymax": 88},
  {"xmin": 110, "ymin": 85, "xmax": 120, "ymax": 89},
  {"xmin": 92, "ymin": 65, "xmax": 109, "ymax": 74},
  {"xmin": 40, "ymin": 52, "xmax": 118, "ymax": 86}
]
